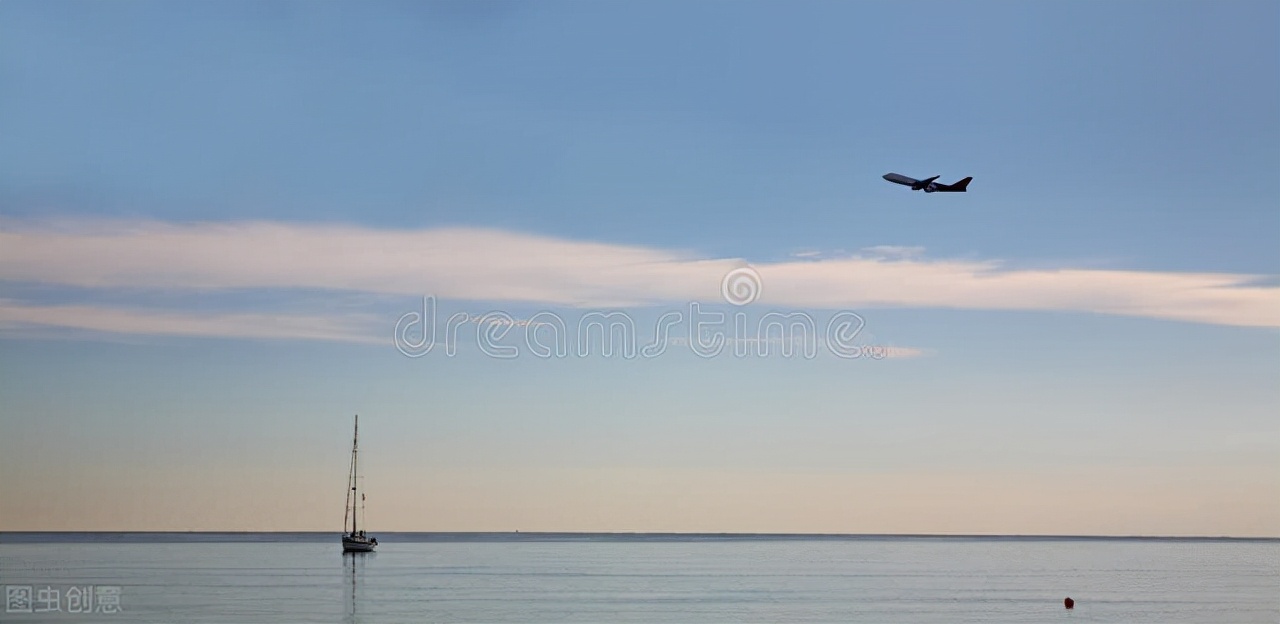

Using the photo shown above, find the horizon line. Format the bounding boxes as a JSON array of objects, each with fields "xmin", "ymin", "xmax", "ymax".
[{"xmin": 2, "ymin": 530, "xmax": 1276, "ymax": 542}]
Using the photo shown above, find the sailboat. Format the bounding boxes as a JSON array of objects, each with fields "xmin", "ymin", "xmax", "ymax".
[{"xmin": 342, "ymin": 415, "xmax": 377, "ymax": 553}]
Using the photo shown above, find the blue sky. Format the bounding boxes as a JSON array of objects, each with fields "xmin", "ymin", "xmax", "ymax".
[{"xmin": 1, "ymin": 1, "xmax": 1277, "ymax": 534}]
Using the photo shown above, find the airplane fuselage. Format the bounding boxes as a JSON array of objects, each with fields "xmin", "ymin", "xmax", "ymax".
[{"xmin": 883, "ymin": 172, "xmax": 972, "ymax": 193}]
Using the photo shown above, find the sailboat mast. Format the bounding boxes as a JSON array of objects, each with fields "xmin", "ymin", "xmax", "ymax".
[
  {"xmin": 344, "ymin": 417, "xmax": 354, "ymax": 535},
  {"xmin": 352, "ymin": 414, "xmax": 359, "ymax": 535}
]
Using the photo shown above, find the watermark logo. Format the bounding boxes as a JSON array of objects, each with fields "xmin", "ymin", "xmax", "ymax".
[
  {"xmin": 720, "ymin": 264, "xmax": 761, "ymax": 306},
  {"xmin": 5, "ymin": 585, "xmax": 122, "ymax": 615},
  {"xmin": 394, "ymin": 266, "xmax": 890, "ymax": 360}
]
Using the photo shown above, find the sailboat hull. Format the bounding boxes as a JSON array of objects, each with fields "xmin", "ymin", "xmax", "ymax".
[{"xmin": 342, "ymin": 536, "xmax": 376, "ymax": 553}]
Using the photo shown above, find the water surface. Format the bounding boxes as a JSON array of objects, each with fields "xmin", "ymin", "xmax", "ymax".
[{"xmin": 2, "ymin": 533, "xmax": 1276, "ymax": 623}]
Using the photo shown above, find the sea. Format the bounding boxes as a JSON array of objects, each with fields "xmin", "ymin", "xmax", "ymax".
[{"xmin": 1, "ymin": 533, "xmax": 1276, "ymax": 623}]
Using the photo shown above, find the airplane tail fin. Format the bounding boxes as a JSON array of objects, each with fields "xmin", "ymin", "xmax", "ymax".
[{"xmin": 952, "ymin": 176, "xmax": 972, "ymax": 191}]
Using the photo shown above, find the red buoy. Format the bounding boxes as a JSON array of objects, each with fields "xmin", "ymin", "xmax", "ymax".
[{"xmin": 1064, "ymin": 597, "xmax": 1075, "ymax": 609}]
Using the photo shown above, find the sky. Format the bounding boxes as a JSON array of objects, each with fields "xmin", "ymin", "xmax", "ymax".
[{"xmin": 0, "ymin": 0, "xmax": 1277, "ymax": 536}]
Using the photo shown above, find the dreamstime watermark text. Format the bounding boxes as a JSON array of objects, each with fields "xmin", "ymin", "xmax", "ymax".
[{"xmin": 394, "ymin": 266, "xmax": 889, "ymax": 360}]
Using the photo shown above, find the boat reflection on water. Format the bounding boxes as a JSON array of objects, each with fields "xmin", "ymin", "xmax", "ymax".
[{"xmin": 343, "ymin": 550, "xmax": 376, "ymax": 624}]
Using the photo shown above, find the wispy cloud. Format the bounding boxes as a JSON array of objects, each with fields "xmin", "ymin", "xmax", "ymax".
[
  {"xmin": 761, "ymin": 259, "xmax": 1279, "ymax": 328},
  {"xmin": 0, "ymin": 299, "xmax": 380, "ymax": 344},
  {"xmin": 0, "ymin": 218, "xmax": 717, "ymax": 307},
  {"xmin": 2, "ymin": 218, "xmax": 1277, "ymax": 330},
  {"xmin": 858, "ymin": 245, "xmax": 926, "ymax": 259},
  {"xmin": 875, "ymin": 346, "xmax": 932, "ymax": 359},
  {"xmin": 790, "ymin": 250, "xmax": 823, "ymax": 259}
]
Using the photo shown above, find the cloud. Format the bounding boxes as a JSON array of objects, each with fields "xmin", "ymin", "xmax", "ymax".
[
  {"xmin": 858, "ymin": 245, "xmax": 926, "ymax": 259},
  {"xmin": 0, "ymin": 299, "xmax": 380, "ymax": 344},
  {"xmin": 870, "ymin": 346, "xmax": 932, "ymax": 360},
  {"xmin": 2, "ymin": 218, "xmax": 1277, "ymax": 330},
  {"xmin": 761, "ymin": 259, "xmax": 1279, "ymax": 328},
  {"xmin": 0, "ymin": 218, "xmax": 718, "ymax": 307}
]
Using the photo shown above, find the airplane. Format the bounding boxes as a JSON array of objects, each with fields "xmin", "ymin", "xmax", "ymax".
[{"xmin": 883, "ymin": 172, "xmax": 972, "ymax": 193}]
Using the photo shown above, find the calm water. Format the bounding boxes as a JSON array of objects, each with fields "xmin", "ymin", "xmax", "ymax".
[{"xmin": 1, "ymin": 533, "xmax": 1277, "ymax": 623}]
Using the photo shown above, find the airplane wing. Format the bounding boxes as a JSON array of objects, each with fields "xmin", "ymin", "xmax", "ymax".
[{"xmin": 882, "ymin": 173, "xmax": 918, "ymax": 186}]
